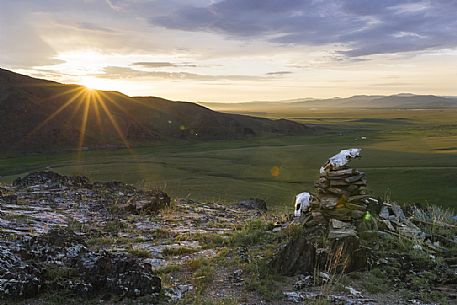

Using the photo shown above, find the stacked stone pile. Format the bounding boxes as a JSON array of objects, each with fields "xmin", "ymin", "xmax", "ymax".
[
  {"xmin": 275, "ymin": 148, "xmax": 455, "ymax": 283},
  {"xmin": 310, "ymin": 149, "xmax": 371, "ymax": 225},
  {"xmin": 299, "ymin": 148, "xmax": 383, "ymax": 240}
]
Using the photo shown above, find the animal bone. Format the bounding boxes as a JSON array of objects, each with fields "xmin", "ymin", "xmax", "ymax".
[
  {"xmin": 320, "ymin": 148, "xmax": 362, "ymax": 174},
  {"xmin": 294, "ymin": 192, "xmax": 311, "ymax": 217}
]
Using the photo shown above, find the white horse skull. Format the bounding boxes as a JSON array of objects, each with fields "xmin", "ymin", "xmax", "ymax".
[
  {"xmin": 294, "ymin": 192, "xmax": 311, "ymax": 217},
  {"xmin": 320, "ymin": 148, "xmax": 362, "ymax": 174}
]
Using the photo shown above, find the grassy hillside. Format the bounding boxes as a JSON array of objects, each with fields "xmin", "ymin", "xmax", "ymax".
[{"xmin": 0, "ymin": 68, "xmax": 312, "ymax": 151}]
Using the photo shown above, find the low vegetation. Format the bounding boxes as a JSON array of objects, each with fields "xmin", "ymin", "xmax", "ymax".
[{"xmin": 2, "ymin": 108, "xmax": 457, "ymax": 211}]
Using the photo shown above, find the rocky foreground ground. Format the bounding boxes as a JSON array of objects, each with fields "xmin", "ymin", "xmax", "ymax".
[{"xmin": 0, "ymin": 171, "xmax": 456, "ymax": 305}]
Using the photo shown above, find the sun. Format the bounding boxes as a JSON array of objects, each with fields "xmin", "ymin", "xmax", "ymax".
[
  {"xmin": 82, "ymin": 84, "xmax": 96, "ymax": 91},
  {"xmin": 77, "ymin": 76, "xmax": 127, "ymax": 93},
  {"xmin": 78, "ymin": 77, "xmax": 107, "ymax": 91},
  {"xmin": 79, "ymin": 80, "xmax": 98, "ymax": 91}
]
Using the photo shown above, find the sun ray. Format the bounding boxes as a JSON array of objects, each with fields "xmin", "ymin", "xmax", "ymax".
[
  {"xmin": 95, "ymin": 93, "xmax": 131, "ymax": 149},
  {"xmin": 42, "ymin": 86, "xmax": 83, "ymax": 101},
  {"xmin": 99, "ymin": 91, "xmax": 153, "ymax": 134},
  {"xmin": 92, "ymin": 92, "xmax": 103, "ymax": 136},
  {"xmin": 78, "ymin": 91, "xmax": 92, "ymax": 152},
  {"xmin": 27, "ymin": 89, "xmax": 86, "ymax": 137},
  {"xmin": 96, "ymin": 92, "xmax": 147, "ymax": 181},
  {"xmin": 99, "ymin": 92, "xmax": 137, "ymax": 121},
  {"xmin": 68, "ymin": 94, "xmax": 87, "ymax": 123},
  {"xmin": 98, "ymin": 91, "xmax": 130, "ymax": 116}
]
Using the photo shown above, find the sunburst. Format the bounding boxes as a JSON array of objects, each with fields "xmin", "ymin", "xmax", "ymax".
[{"xmin": 28, "ymin": 86, "xmax": 132, "ymax": 153}]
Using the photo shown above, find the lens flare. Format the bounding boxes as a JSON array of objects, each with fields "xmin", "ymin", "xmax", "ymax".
[{"xmin": 271, "ymin": 165, "xmax": 281, "ymax": 177}]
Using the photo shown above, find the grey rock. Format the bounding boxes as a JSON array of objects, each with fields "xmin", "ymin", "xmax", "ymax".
[
  {"xmin": 293, "ymin": 274, "xmax": 313, "ymax": 290},
  {"xmin": 165, "ymin": 284, "xmax": 193, "ymax": 301},
  {"xmin": 283, "ymin": 291, "xmax": 304, "ymax": 303},
  {"xmin": 230, "ymin": 269, "xmax": 243, "ymax": 285}
]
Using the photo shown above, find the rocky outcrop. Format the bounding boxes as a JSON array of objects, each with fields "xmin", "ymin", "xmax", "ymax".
[
  {"xmin": 0, "ymin": 171, "xmax": 266, "ymax": 302},
  {"xmin": 0, "ymin": 228, "xmax": 161, "ymax": 299},
  {"xmin": 0, "ymin": 171, "xmax": 171, "ymax": 300},
  {"xmin": 13, "ymin": 171, "xmax": 89, "ymax": 188},
  {"xmin": 5, "ymin": 171, "xmax": 171, "ymax": 222},
  {"xmin": 0, "ymin": 245, "xmax": 41, "ymax": 298}
]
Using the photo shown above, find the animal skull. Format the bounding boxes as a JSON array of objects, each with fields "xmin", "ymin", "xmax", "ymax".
[
  {"xmin": 294, "ymin": 192, "xmax": 311, "ymax": 217},
  {"xmin": 320, "ymin": 148, "xmax": 362, "ymax": 174}
]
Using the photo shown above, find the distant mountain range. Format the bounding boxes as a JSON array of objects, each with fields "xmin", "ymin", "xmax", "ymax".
[
  {"xmin": 0, "ymin": 68, "xmax": 312, "ymax": 151},
  {"xmin": 201, "ymin": 93, "xmax": 457, "ymax": 113}
]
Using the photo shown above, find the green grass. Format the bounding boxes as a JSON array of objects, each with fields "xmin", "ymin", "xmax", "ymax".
[
  {"xmin": 162, "ymin": 246, "xmax": 198, "ymax": 257},
  {"xmin": 359, "ymin": 268, "xmax": 390, "ymax": 294},
  {"xmin": 1, "ymin": 109, "xmax": 456, "ymax": 211}
]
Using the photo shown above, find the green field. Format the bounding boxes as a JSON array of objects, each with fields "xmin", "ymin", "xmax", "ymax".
[{"xmin": 1, "ymin": 109, "xmax": 456, "ymax": 212}]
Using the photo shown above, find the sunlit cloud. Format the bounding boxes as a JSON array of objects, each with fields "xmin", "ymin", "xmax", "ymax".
[
  {"xmin": 96, "ymin": 66, "xmax": 269, "ymax": 81},
  {"xmin": 1, "ymin": 0, "xmax": 457, "ymax": 101},
  {"xmin": 132, "ymin": 62, "xmax": 198, "ymax": 68},
  {"xmin": 266, "ymin": 71, "xmax": 293, "ymax": 76}
]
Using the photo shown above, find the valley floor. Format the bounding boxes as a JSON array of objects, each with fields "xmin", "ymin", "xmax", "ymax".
[{"xmin": 1, "ymin": 109, "xmax": 457, "ymax": 211}]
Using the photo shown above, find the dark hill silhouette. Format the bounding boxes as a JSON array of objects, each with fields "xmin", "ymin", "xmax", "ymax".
[{"xmin": 0, "ymin": 68, "xmax": 313, "ymax": 151}]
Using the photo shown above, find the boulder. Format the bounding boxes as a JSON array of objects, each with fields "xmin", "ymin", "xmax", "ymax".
[
  {"xmin": 79, "ymin": 251, "xmax": 161, "ymax": 297},
  {"xmin": 271, "ymin": 225, "xmax": 367, "ymax": 276},
  {"xmin": 271, "ymin": 230, "xmax": 318, "ymax": 276}
]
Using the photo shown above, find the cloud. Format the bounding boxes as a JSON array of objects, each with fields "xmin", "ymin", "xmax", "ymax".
[
  {"xmin": 105, "ymin": 0, "xmax": 125, "ymax": 11},
  {"xmin": 265, "ymin": 71, "xmax": 293, "ymax": 76},
  {"xmin": 97, "ymin": 66, "xmax": 267, "ymax": 81},
  {"xmin": 0, "ymin": 5, "xmax": 64, "ymax": 68},
  {"xmin": 132, "ymin": 61, "xmax": 197, "ymax": 68},
  {"xmin": 369, "ymin": 82, "xmax": 412, "ymax": 87},
  {"xmin": 149, "ymin": 0, "xmax": 457, "ymax": 57},
  {"xmin": 77, "ymin": 22, "xmax": 116, "ymax": 33}
]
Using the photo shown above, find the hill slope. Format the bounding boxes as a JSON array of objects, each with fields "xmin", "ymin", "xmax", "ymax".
[
  {"xmin": 201, "ymin": 94, "xmax": 457, "ymax": 113},
  {"xmin": 0, "ymin": 69, "xmax": 312, "ymax": 151}
]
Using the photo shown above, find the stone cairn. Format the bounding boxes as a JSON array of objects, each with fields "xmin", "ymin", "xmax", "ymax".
[
  {"xmin": 310, "ymin": 148, "xmax": 373, "ymax": 238},
  {"xmin": 272, "ymin": 149, "xmax": 375, "ymax": 275},
  {"xmin": 273, "ymin": 148, "xmax": 437, "ymax": 276}
]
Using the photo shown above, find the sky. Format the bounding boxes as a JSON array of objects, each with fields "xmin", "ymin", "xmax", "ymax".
[{"xmin": 1, "ymin": 0, "xmax": 457, "ymax": 102}]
